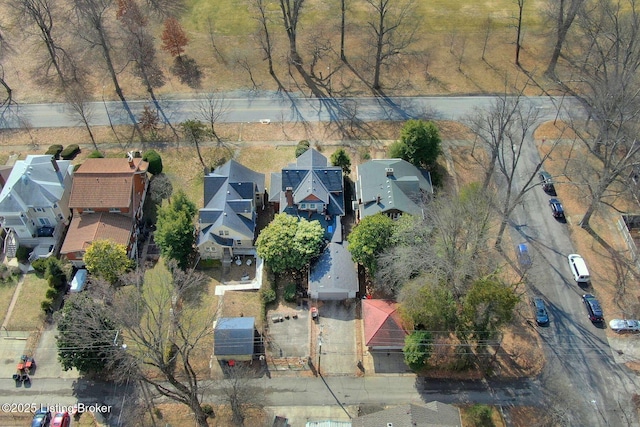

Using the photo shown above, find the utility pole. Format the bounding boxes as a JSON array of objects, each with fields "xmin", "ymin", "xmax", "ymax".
[{"xmin": 317, "ymin": 339, "xmax": 322, "ymax": 377}]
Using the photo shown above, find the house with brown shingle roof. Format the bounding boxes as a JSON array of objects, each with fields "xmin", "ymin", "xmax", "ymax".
[{"xmin": 60, "ymin": 157, "xmax": 149, "ymax": 267}]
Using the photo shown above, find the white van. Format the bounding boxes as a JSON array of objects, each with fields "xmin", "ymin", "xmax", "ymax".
[{"xmin": 568, "ymin": 254, "xmax": 590, "ymax": 284}]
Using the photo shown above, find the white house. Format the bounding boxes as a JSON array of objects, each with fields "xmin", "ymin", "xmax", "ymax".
[{"xmin": 0, "ymin": 155, "xmax": 73, "ymax": 260}]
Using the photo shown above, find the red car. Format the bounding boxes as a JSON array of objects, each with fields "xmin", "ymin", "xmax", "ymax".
[{"xmin": 51, "ymin": 412, "xmax": 70, "ymax": 427}]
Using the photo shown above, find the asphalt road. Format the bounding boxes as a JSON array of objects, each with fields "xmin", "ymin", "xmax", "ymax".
[
  {"xmin": 507, "ymin": 124, "xmax": 640, "ymax": 426},
  {"xmin": 0, "ymin": 93, "xmax": 577, "ymax": 129}
]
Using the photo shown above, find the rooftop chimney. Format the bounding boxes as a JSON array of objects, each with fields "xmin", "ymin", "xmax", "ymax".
[
  {"xmin": 376, "ymin": 194, "xmax": 381, "ymax": 204},
  {"xmin": 385, "ymin": 167, "xmax": 394, "ymax": 177},
  {"xmin": 285, "ymin": 186, "xmax": 294, "ymax": 207},
  {"xmin": 127, "ymin": 152, "xmax": 135, "ymax": 168},
  {"xmin": 51, "ymin": 156, "xmax": 63, "ymax": 184}
]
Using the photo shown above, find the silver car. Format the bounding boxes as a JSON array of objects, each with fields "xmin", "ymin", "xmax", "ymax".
[{"xmin": 609, "ymin": 319, "xmax": 640, "ymax": 333}]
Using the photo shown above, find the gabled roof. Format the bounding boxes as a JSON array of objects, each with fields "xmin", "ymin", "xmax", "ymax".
[
  {"xmin": 214, "ymin": 317, "xmax": 255, "ymax": 356},
  {"xmin": 60, "ymin": 212, "xmax": 133, "ymax": 255},
  {"xmin": 309, "ymin": 242, "xmax": 358, "ymax": 295},
  {"xmin": 362, "ymin": 299, "xmax": 408, "ymax": 348},
  {"xmin": 69, "ymin": 158, "xmax": 148, "ymax": 209},
  {"xmin": 356, "ymin": 159, "xmax": 433, "ymax": 218},
  {"xmin": 270, "ymin": 149, "xmax": 345, "ymax": 216},
  {"xmin": 198, "ymin": 160, "xmax": 264, "ymax": 245},
  {"xmin": 0, "ymin": 155, "xmax": 72, "ymax": 212},
  {"xmin": 352, "ymin": 402, "xmax": 461, "ymax": 427}
]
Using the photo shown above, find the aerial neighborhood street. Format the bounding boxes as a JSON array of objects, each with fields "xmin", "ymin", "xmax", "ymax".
[{"xmin": 1, "ymin": 1, "xmax": 640, "ymax": 427}]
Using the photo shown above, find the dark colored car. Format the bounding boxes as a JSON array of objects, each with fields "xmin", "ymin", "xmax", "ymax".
[
  {"xmin": 517, "ymin": 243, "xmax": 532, "ymax": 268},
  {"xmin": 582, "ymin": 294, "xmax": 604, "ymax": 323},
  {"xmin": 539, "ymin": 171, "xmax": 557, "ymax": 195},
  {"xmin": 549, "ymin": 198, "xmax": 565, "ymax": 218},
  {"xmin": 51, "ymin": 412, "xmax": 70, "ymax": 427},
  {"xmin": 532, "ymin": 297, "xmax": 549, "ymax": 325},
  {"xmin": 31, "ymin": 408, "xmax": 51, "ymax": 427}
]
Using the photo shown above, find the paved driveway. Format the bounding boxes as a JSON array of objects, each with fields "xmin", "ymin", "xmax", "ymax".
[
  {"xmin": 317, "ymin": 301, "xmax": 356, "ymax": 376},
  {"xmin": 266, "ymin": 305, "xmax": 310, "ymax": 359}
]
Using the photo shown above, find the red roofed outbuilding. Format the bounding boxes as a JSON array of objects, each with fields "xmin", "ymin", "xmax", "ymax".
[{"xmin": 362, "ymin": 299, "xmax": 409, "ymax": 350}]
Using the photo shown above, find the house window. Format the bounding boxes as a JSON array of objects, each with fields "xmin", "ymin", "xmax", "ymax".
[
  {"xmin": 300, "ymin": 203, "xmax": 307, "ymax": 209},
  {"xmin": 34, "ymin": 208, "xmax": 45, "ymax": 212},
  {"xmin": 109, "ymin": 208, "xmax": 121, "ymax": 213},
  {"xmin": 38, "ymin": 218, "xmax": 51, "ymax": 226},
  {"xmin": 219, "ymin": 230, "xmax": 224, "ymax": 236},
  {"xmin": 236, "ymin": 240, "xmax": 242, "ymax": 245},
  {"xmin": 224, "ymin": 230, "xmax": 229, "ymax": 236},
  {"xmin": 84, "ymin": 208, "xmax": 94, "ymax": 213}
]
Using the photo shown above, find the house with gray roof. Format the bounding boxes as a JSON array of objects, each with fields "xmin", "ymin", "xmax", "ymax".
[
  {"xmin": 0, "ymin": 155, "xmax": 73, "ymax": 260},
  {"xmin": 309, "ymin": 242, "xmax": 358, "ymax": 300},
  {"xmin": 351, "ymin": 402, "xmax": 462, "ymax": 427},
  {"xmin": 355, "ymin": 159, "xmax": 433, "ymax": 221},
  {"xmin": 213, "ymin": 317, "xmax": 257, "ymax": 361},
  {"xmin": 197, "ymin": 160, "xmax": 265, "ymax": 262},
  {"xmin": 269, "ymin": 149, "xmax": 345, "ymax": 242}
]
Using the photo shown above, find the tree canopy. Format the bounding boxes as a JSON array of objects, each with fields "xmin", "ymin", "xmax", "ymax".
[
  {"xmin": 330, "ymin": 148, "xmax": 351, "ymax": 174},
  {"xmin": 256, "ymin": 213, "xmax": 324, "ymax": 273},
  {"xmin": 56, "ymin": 292, "xmax": 118, "ymax": 374},
  {"xmin": 84, "ymin": 240, "xmax": 134, "ymax": 285},
  {"xmin": 403, "ymin": 330, "xmax": 433, "ymax": 372},
  {"xmin": 154, "ymin": 190, "xmax": 197, "ymax": 269},
  {"xmin": 142, "ymin": 149, "xmax": 163, "ymax": 175},
  {"xmin": 393, "ymin": 120, "xmax": 442, "ymax": 170},
  {"xmin": 347, "ymin": 213, "xmax": 395, "ymax": 275}
]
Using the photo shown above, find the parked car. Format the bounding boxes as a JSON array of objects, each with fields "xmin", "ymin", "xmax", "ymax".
[
  {"xmin": 532, "ymin": 297, "xmax": 550, "ymax": 325},
  {"xmin": 51, "ymin": 412, "xmax": 70, "ymax": 427},
  {"xmin": 31, "ymin": 408, "xmax": 51, "ymax": 427},
  {"xmin": 549, "ymin": 198, "xmax": 565, "ymax": 219},
  {"xmin": 568, "ymin": 254, "xmax": 590, "ymax": 284},
  {"xmin": 539, "ymin": 171, "xmax": 557, "ymax": 195},
  {"xmin": 582, "ymin": 294, "xmax": 604, "ymax": 323},
  {"xmin": 69, "ymin": 268, "xmax": 88, "ymax": 293},
  {"xmin": 517, "ymin": 243, "xmax": 532, "ymax": 268},
  {"xmin": 609, "ymin": 319, "xmax": 640, "ymax": 333}
]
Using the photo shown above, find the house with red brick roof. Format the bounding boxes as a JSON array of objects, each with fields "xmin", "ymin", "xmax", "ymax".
[
  {"xmin": 61, "ymin": 156, "xmax": 149, "ymax": 267},
  {"xmin": 362, "ymin": 299, "xmax": 409, "ymax": 350}
]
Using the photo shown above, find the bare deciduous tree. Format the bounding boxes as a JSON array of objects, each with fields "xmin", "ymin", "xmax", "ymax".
[
  {"xmin": 110, "ymin": 262, "xmax": 214, "ymax": 427},
  {"xmin": 514, "ymin": 0, "xmax": 525, "ymax": 66},
  {"xmin": 71, "ymin": 0, "xmax": 143, "ymax": 140},
  {"xmin": 559, "ymin": 0, "xmax": 640, "ymax": 230},
  {"xmin": 364, "ymin": 0, "xmax": 418, "ymax": 90},
  {"xmin": 466, "ymin": 90, "xmax": 557, "ymax": 245},
  {"xmin": 220, "ymin": 364, "xmax": 267, "ymax": 426},
  {"xmin": 544, "ymin": 0, "xmax": 585, "ymax": 77},
  {"xmin": 250, "ymin": 0, "xmax": 276, "ymax": 80},
  {"xmin": 278, "ymin": 0, "xmax": 304, "ymax": 65},
  {"xmin": 196, "ymin": 93, "xmax": 230, "ymax": 144},
  {"xmin": 64, "ymin": 82, "xmax": 98, "ymax": 151},
  {"xmin": 10, "ymin": 0, "xmax": 78, "ymax": 88},
  {"xmin": 377, "ymin": 184, "xmax": 495, "ymax": 298}
]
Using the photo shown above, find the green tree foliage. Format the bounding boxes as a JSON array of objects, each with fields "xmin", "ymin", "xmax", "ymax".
[
  {"xmin": 154, "ymin": 190, "xmax": 197, "ymax": 269},
  {"xmin": 403, "ymin": 330, "xmax": 433, "ymax": 371},
  {"xmin": 256, "ymin": 213, "xmax": 324, "ymax": 273},
  {"xmin": 387, "ymin": 140, "xmax": 406, "ymax": 159},
  {"xmin": 399, "ymin": 277, "xmax": 457, "ymax": 331},
  {"xmin": 84, "ymin": 240, "xmax": 134, "ymax": 285},
  {"xmin": 467, "ymin": 404, "xmax": 494, "ymax": 427},
  {"xmin": 330, "ymin": 148, "xmax": 352, "ymax": 174},
  {"xmin": 295, "ymin": 140, "xmax": 310, "ymax": 158},
  {"xmin": 462, "ymin": 275, "xmax": 519, "ymax": 340},
  {"xmin": 347, "ymin": 213, "xmax": 394, "ymax": 275},
  {"xmin": 143, "ymin": 149, "xmax": 163, "ymax": 175},
  {"xmin": 396, "ymin": 120, "xmax": 442, "ymax": 170},
  {"xmin": 56, "ymin": 293, "xmax": 118, "ymax": 373},
  {"xmin": 88, "ymin": 150, "xmax": 104, "ymax": 158}
]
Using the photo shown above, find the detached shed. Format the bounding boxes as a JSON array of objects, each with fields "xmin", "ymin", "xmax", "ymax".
[{"xmin": 214, "ymin": 317, "xmax": 256, "ymax": 361}]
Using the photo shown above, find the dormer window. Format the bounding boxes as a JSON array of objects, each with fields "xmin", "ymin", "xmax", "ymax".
[{"xmin": 109, "ymin": 208, "xmax": 121, "ymax": 213}]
